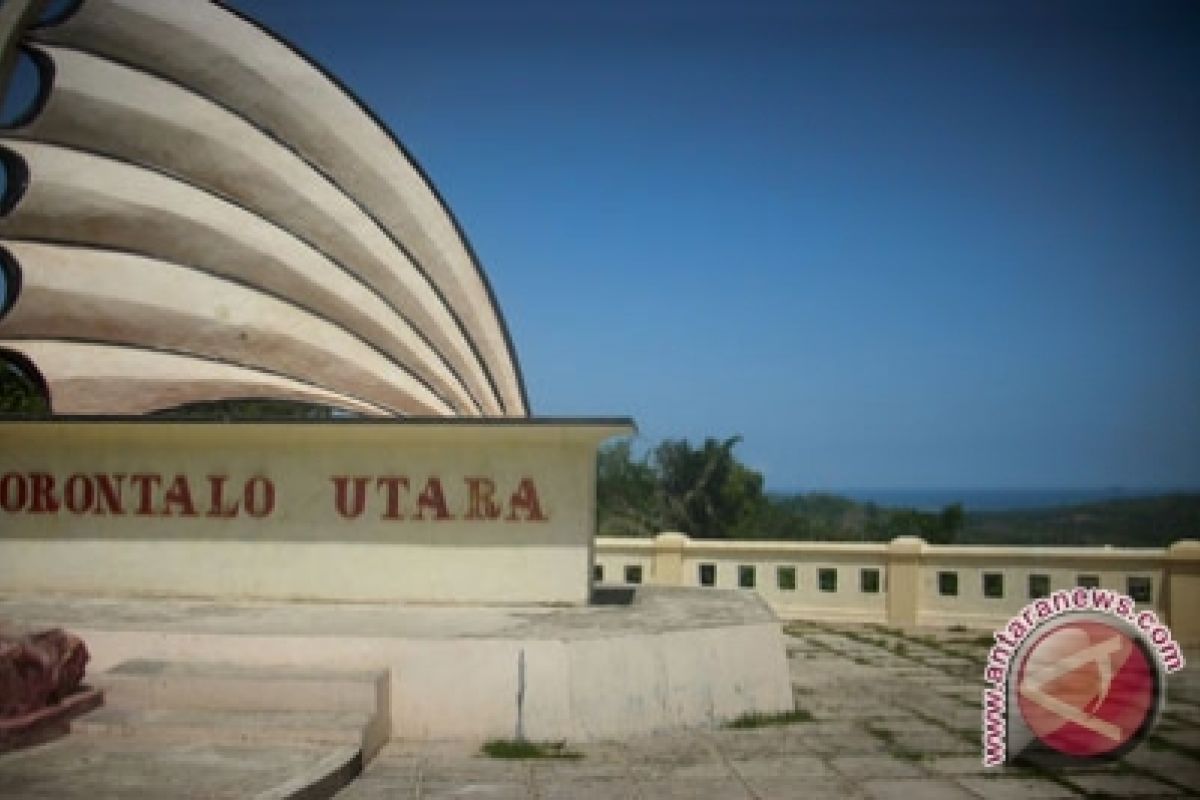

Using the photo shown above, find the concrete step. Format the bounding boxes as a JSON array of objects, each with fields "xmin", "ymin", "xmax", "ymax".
[
  {"xmin": 96, "ymin": 659, "xmax": 386, "ymax": 715},
  {"xmin": 74, "ymin": 707, "xmax": 370, "ymax": 748},
  {"xmin": 89, "ymin": 659, "xmax": 390, "ymax": 765}
]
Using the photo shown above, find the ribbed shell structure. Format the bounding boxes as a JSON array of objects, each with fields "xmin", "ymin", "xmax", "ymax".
[{"xmin": 0, "ymin": 0, "xmax": 529, "ymax": 417}]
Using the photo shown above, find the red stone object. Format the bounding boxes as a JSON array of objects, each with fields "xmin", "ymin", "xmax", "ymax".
[
  {"xmin": 0, "ymin": 627, "xmax": 101, "ymax": 751},
  {"xmin": 0, "ymin": 628, "xmax": 90, "ymax": 718}
]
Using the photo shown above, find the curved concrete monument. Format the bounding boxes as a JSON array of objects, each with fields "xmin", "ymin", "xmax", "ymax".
[{"xmin": 0, "ymin": 0, "xmax": 526, "ymax": 417}]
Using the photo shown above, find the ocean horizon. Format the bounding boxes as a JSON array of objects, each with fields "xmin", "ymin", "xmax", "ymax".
[{"xmin": 783, "ymin": 487, "xmax": 1198, "ymax": 513}]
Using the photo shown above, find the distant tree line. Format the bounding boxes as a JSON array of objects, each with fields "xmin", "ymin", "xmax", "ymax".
[
  {"xmin": 959, "ymin": 494, "xmax": 1200, "ymax": 548},
  {"xmin": 597, "ymin": 437, "xmax": 963, "ymax": 544},
  {"xmin": 598, "ymin": 436, "xmax": 1200, "ymax": 547}
]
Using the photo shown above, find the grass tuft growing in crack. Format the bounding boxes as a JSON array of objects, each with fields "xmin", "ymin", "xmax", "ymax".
[
  {"xmin": 725, "ymin": 709, "xmax": 815, "ymax": 729},
  {"xmin": 481, "ymin": 739, "xmax": 583, "ymax": 760}
]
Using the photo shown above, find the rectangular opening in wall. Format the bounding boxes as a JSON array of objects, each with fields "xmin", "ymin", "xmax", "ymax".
[
  {"xmin": 938, "ymin": 571, "xmax": 958, "ymax": 596},
  {"xmin": 1077, "ymin": 574, "xmax": 1100, "ymax": 589},
  {"xmin": 593, "ymin": 564, "xmax": 604, "ymax": 582},
  {"xmin": 1127, "ymin": 576, "xmax": 1153, "ymax": 603},
  {"xmin": 777, "ymin": 566, "xmax": 796, "ymax": 591},
  {"xmin": 860, "ymin": 568, "xmax": 880, "ymax": 594},
  {"xmin": 1028, "ymin": 574, "xmax": 1050, "ymax": 599},
  {"xmin": 983, "ymin": 572, "xmax": 1004, "ymax": 599},
  {"xmin": 698, "ymin": 563, "xmax": 716, "ymax": 587},
  {"xmin": 738, "ymin": 565, "xmax": 756, "ymax": 589},
  {"xmin": 624, "ymin": 565, "xmax": 642, "ymax": 585},
  {"xmin": 818, "ymin": 568, "xmax": 837, "ymax": 593}
]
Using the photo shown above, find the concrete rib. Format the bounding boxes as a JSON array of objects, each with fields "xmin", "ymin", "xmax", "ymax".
[
  {"xmin": 0, "ymin": 340, "xmax": 389, "ymax": 416},
  {"xmin": 0, "ymin": 241, "xmax": 452, "ymax": 415},
  {"xmin": 36, "ymin": 0, "xmax": 527, "ymax": 414},
  {"xmin": 17, "ymin": 45, "xmax": 496, "ymax": 415}
]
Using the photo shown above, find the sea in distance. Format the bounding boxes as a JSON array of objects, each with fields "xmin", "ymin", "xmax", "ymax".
[{"xmin": 818, "ymin": 488, "xmax": 1193, "ymax": 513}]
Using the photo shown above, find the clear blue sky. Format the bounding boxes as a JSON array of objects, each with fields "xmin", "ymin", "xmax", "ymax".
[{"xmin": 14, "ymin": 1, "xmax": 1200, "ymax": 490}]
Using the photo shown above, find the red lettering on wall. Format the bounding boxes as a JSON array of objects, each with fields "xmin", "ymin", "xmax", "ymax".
[
  {"xmin": 415, "ymin": 477, "xmax": 453, "ymax": 521},
  {"xmin": 244, "ymin": 476, "xmax": 275, "ymax": 518},
  {"xmin": 93, "ymin": 474, "xmax": 125, "ymax": 515},
  {"xmin": 129, "ymin": 474, "xmax": 162, "ymax": 516},
  {"xmin": 29, "ymin": 472, "xmax": 59, "ymax": 514},
  {"xmin": 1, "ymin": 470, "xmax": 550, "ymax": 525},
  {"xmin": 464, "ymin": 476, "xmax": 501, "ymax": 520},
  {"xmin": 332, "ymin": 476, "xmax": 369, "ymax": 519},
  {"xmin": 0, "ymin": 472, "xmax": 28, "ymax": 513},
  {"xmin": 206, "ymin": 475, "xmax": 239, "ymax": 518},
  {"xmin": 64, "ymin": 474, "xmax": 96, "ymax": 515},
  {"xmin": 162, "ymin": 474, "xmax": 198, "ymax": 517},
  {"xmin": 507, "ymin": 478, "xmax": 547, "ymax": 522},
  {"xmin": 376, "ymin": 476, "xmax": 410, "ymax": 520}
]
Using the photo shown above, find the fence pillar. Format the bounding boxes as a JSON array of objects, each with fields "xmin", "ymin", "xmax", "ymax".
[
  {"xmin": 651, "ymin": 532, "xmax": 689, "ymax": 587},
  {"xmin": 887, "ymin": 536, "xmax": 925, "ymax": 629},
  {"xmin": 1165, "ymin": 539, "xmax": 1200, "ymax": 646}
]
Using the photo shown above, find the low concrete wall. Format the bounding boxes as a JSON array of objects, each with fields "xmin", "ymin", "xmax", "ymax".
[
  {"xmin": 69, "ymin": 621, "xmax": 793, "ymax": 742},
  {"xmin": 596, "ymin": 534, "xmax": 1200, "ymax": 644},
  {"xmin": 0, "ymin": 419, "xmax": 630, "ymax": 605}
]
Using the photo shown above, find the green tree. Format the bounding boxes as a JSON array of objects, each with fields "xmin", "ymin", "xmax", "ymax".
[
  {"xmin": 733, "ymin": 499, "xmax": 811, "ymax": 540},
  {"xmin": 596, "ymin": 436, "xmax": 769, "ymax": 538},
  {"xmin": 595, "ymin": 439, "xmax": 658, "ymax": 535},
  {"xmin": 651, "ymin": 436, "xmax": 766, "ymax": 538}
]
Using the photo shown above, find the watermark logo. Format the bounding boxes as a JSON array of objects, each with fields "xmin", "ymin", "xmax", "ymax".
[
  {"xmin": 981, "ymin": 588, "xmax": 1184, "ymax": 767},
  {"xmin": 1017, "ymin": 617, "xmax": 1157, "ymax": 759}
]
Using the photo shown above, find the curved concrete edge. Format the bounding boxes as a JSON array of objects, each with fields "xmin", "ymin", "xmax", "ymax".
[{"xmin": 251, "ymin": 745, "xmax": 361, "ymax": 800}]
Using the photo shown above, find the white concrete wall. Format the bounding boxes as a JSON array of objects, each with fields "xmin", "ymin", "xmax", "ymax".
[
  {"xmin": 681, "ymin": 547, "xmax": 889, "ymax": 623},
  {"xmin": 917, "ymin": 546, "xmax": 1167, "ymax": 627},
  {"xmin": 0, "ymin": 420, "xmax": 630, "ymax": 604}
]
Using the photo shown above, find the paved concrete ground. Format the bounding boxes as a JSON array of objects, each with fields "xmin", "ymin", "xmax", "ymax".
[
  {"xmin": 1, "ymin": 622, "xmax": 1197, "ymax": 798},
  {"xmin": 0, "ymin": 737, "xmax": 357, "ymax": 799},
  {"xmin": 340, "ymin": 622, "xmax": 1200, "ymax": 799}
]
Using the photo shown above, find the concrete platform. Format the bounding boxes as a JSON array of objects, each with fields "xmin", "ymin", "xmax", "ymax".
[{"xmin": 0, "ymin": 587, "xmax": 794, "ymax": 742}]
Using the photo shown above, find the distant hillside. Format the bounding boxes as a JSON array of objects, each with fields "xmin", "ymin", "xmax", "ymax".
[
  {"xmin": 958, "ymin": 492, "xmax": 1200, "ymax": 547},
  {"xmin": 596, "ymin": 438, "xmax": 1198, "ymax": 546},
  {"xmin": 747, "ymin": 491, "xmax": 1200, "ymax": 547}
]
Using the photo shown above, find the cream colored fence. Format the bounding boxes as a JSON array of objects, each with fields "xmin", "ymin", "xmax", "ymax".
[{"xmin": 595, "ymin": 534, "xmax": 1200, "ymax": 643}]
